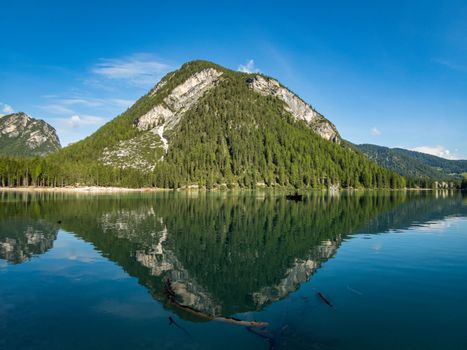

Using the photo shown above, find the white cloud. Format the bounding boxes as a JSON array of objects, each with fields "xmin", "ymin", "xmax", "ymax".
[
  {"xmin": 59, "ymin": 98, "xmax": 104, "ymax": 107},
  {"xmin": 238, "ymin": 59, "xmax": 260, "ymax": 73},
  {"xmin": 433, "ymin": 58, "xmax": 467, "ymax": 72},
  {"xmin": 57, "ymin": 97, "xmax": 134, "ymax": 109},
  {"xmin": 68, "ymin": 115, "xmax": 81, "ymax": 128},
  {"xmin": 92, "ymin": 53, "xmax": 171, "ymax": 86},
  {"xmin": 370, "ymin": 127, "xmax": 381, "ymax": 136},
  {"xmin": 0, "ymin": 102, "xmax": 14, "ymax": 114},
  {"xmin": 410, "ymin": 145, "xmax": 460, "ymax": 160},
  {"xmin": 66, "ymin": 115, "xmax": 105, "ymax": 128},
  {"xmin": 38, "ymin": 104, "xmax": 75, "ymax": 115},
  {"xmin": 109, "ymin": 98, "xmax": 134, "ymax": 109}
]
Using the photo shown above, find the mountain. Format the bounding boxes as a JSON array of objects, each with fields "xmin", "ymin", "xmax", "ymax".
[
  {"xmin": 354, "ymin": 143, "xmax": 467, "ymax": 179},
  {"xmin": 0, "ymin": 60, "xmax": 405, "ymax": 189},
  {"xmin": 0, "ymin": 112, "xmax": 61, "ymax": 156}
]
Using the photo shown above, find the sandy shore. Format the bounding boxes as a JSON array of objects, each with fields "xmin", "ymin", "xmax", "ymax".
[
  {"xmin": 0, "ymin": 186, "xmax": 446, "ymax": 194},
  {"xmin": 0, "ymin": 186, "xmax": 167, "ymax": 193}
]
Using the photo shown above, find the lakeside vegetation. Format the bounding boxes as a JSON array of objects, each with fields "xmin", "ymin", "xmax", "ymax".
[{"xmin": 0, "ymin": 154, "xmax": 457, "ymax": 190}]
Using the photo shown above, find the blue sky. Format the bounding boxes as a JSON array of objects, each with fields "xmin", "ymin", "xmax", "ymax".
[{"xmin": 1, "ymin": 0, "xmax": 466, "ymax": 159}]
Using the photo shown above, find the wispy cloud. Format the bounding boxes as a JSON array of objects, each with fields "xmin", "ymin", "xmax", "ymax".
[
  {"xmin": 38, "ymin": 96, "xmax": 135, "ymax": 120},
  {"xmin": 0, "ymin": 102, "xmax": 14, "ymax": 114},
  {"xmin": 59, "ymin": 98, "xmax": 104, "ymax": 107},
  {"xmin": 109, "ymin": 98, "xmax": 134, "ymax": 109},
  {"xmin": 92, "ymin": 53, "xmax": 172, "ymax": 86},
  {"xmin": 238, "ymin": 59, "xmax": 260, "ymax": 73},
  {"xmin": 37, "ymin": 104, "xmax": 75, "ymax": 115},
  {"xmin": 410, "ymin": 145, "xmax": 460, "ymax": 160},
  {"xmin": 57, "ymin": 97, "xmax": 134, "ymax": 109},
  {"xmin": 370, "ymin": 127, "xmax": 382, "ymax": 136},
  {"xmin": 433, "ymin": 58, "xmax": 467, "ymax": 72},
  {"xmin": 37, "ymin": 90, "xmax": 136, "ymax": 146},
  {"xmin": 66, "ymin": 115, "xmax": 106, "ymax": 128}
]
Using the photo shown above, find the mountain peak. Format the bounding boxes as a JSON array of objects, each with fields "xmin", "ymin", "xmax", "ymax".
[
  {"xmin": 2, "ymin": 111, "xmax": 30, "ymax": 121},
  {"xmin": 0, "ymin": 112, "xmax": 61, "ymax": 157},
  {"xmin": 143, "ymin": 60, "xmax": 340, "ymax": 143}
]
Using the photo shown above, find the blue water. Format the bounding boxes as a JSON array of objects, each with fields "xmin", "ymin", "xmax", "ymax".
[{"xmin": 0, "ymin": 191, "xmax": 466, "ymax": 349}]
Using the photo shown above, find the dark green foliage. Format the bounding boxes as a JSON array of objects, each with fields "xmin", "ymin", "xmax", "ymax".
[
  {"xmin": 355, "ymin": 143, "xmax": 467, "ymax": 179},
  {"xmin": 395, "ymin": 148, "xmax": 467, "ymax": 175},
  {"xmin": 158, "ymin": 72, "xmax": 405, "ymax": 189},
  {"xmin": 0, "ymin": 60, "xmax": 406, "ymax": 189}
]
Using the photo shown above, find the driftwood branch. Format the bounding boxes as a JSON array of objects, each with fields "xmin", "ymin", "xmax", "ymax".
[{"xmin": 164, "ymin": 278, "xmax": 268, "ymax": 328}]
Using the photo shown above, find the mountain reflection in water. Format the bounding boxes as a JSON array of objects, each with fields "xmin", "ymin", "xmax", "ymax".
[{"xmin": 1, "ymin": 190, "xmax": 465, "ymax": 324}]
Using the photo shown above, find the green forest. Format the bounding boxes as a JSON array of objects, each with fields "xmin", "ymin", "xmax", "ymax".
[{"xmin": 354, "ymin": 143, "xmax": 467, "ymax": 181}]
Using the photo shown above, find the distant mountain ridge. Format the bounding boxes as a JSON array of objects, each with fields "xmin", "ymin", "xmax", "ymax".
[
  {"xmin": 354, "ymin": 143, "xmax": 467, "ymax": 179},
  {"xmin": 0, "ymin": 112, "xmax": 61, "ymax": 156}
]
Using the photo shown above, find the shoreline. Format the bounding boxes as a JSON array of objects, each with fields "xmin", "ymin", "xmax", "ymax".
[
  {"xmin": 0, "ymin": 186, "xmax": 167, "ymax": 193},
  {"xmin": 0, "ymin": 186, "xmax": 455, "ymax": 194}
]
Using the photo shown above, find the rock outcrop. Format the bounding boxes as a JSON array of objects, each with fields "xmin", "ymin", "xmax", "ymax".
[
  {"xmin": 0, "ymin": 112, "xmax": 61, "ymax": 156},
  {"xmin": 246, "ymin": 75, "xmax": 340, "ymax": 143},
  {"xmin": 99, "ymin": 68, "xmax": 223, "ymax": 169},
  {"xmin": 100, "ymin": 132, "xmax": 163, "ymax": 171},
  {"xmin": 136, "ymin": 68, "xmax": 223, "ymax": 151}
]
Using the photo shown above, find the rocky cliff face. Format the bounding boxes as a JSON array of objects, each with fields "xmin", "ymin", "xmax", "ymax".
[
  {"xmin": 136, "ymin": 68, "xmax": 223, "ymax": 154},
  {"xmin": 99, "ymin": 68, "xmax": 224, "ymax": 168},
  {"xmin": 246, "ymin": 75, "xmax": 340, "ymax": 143},
  {"xmin": 0, "ymin": 112, "xmax": 61, "ymax": 156},
  {"xmin": 135, "ymin": 68, "xmax": 340, "ymax": 149}
]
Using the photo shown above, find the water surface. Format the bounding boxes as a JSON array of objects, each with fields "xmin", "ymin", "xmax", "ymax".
[{"xmin": 1, "ymin": 191, "xmax": 466, "ymax": 349}]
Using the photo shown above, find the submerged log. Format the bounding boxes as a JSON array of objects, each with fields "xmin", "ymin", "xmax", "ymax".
[
  {"xmin": 215, "ymin": 316, "xmax": 268, "ymax": 328},
  {"xmin": 247, "ymin": 324, "xmax": 288, "ymax": 350},
  {"xmin": 168, "ymin": 316, "xmax": 192, "ymax": 338},
  {"xmin": 164, "ymin": 279, "xmax": 268, "ymax": 328},
  {"xmin": 318, "ymin": 291, "xmax": 333, "ymax": 307}
]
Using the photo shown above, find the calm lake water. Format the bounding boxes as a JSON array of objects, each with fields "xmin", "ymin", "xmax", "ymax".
[{"xmin": 1, "ymin": 191, "xmax": 466, "ymax": 350}]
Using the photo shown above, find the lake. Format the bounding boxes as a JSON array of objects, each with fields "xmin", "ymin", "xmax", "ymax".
[{"xmin": 1, "ymin": 191, "xmax": 466, "ymax": 350}]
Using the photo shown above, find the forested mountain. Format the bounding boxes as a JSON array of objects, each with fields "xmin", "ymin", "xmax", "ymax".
[
  {"xmin": 0, "ymin": 112, "xmax": 61, "ymax": 157},
  {"xmin": 355, "ymin": 143, "xmax": 467, "ymax": 179},
  {"xmin": 0, "ymin": 60, "xmax": 405, "ymax": 189}
]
